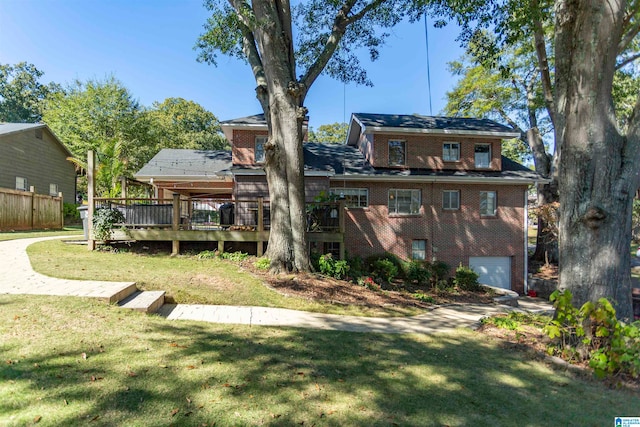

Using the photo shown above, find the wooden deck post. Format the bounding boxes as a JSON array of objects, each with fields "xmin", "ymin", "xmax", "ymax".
[
  {"xmin": 59, "ymin": 192, "xmax": 64, "ymax": 229},
  {"xmin": 172, "ymin": 193, "xmax": 180, "ymax": 255},
  {"xmin": 257, "ymin": 197, "xmax": 264, "ymax": 257},
  {"xmin": 87, "ymin": 150, "xmax": 95, "ymax": 250},
  {"xmin": 339, "ymin": 200, "xmax": 346, "ymax": 260}
]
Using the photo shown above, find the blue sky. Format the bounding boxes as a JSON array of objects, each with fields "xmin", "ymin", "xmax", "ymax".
[{"xmin": 0, "ymin": 0, "xmax": 464, "ymax": 129}]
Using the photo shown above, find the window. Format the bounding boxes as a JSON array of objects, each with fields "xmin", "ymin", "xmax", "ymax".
[
  {"xmin": 49, "ymin": 184, "xmax": 59, "ymax": 196},
  {"xmin": 475, "ymin": 144, "xmax": 491, "ymax": 168},
  {"xmin": 480, "ymin": 191, "xmax": 497, "ymax": 216},
  {"xmin": 15, "ymin": 177, "xmax": 27, "ymax": 191},
  {"xmin": 255, "ymin": 136, "xmax": 267, "ymax": 163},
  {"xmin": 330, "ymin": 188, "xmax": 368, "ymax": 208},
  {"xmin": 388, "ymin": 140, "xmax": 406, "ymax": 166},
  {"xmin": 442, "ymin": 190, "xmax": 460, "ymax": 210},
  {"xmin": 388, "ymin": 189, "xmax": 421, "ymax": 215},
  {"xmin": 443, "ymin": 142, "xmax": 460, "ymax": 161},
  {"xmin": 412, "ymin": 240, "xmax": 426, "ymax": 260}
]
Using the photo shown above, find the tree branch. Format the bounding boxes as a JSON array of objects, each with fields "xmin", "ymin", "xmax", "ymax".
[
  {"xmin": 616, "ymin": 51, "xmax": 640, "ymax": 69},
  {"xmin": 531, "ymin": 0, "xmax": 556, "ymax": 128},
  {"xmin": 299, "ymin": 0, "xmax": 385, "ymax": 97},
  {"xmin": 228, "ymin": 0, "xmax": 267, "ymax": 91}
]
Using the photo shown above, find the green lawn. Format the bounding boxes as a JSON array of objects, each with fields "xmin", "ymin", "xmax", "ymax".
[
  {"xmin": 0, "ymin": 227, "xmax": 82, "ymax": 242},
  {"xmin": 1, "ymin": 294, "xmax": 638, "ymax": 427}
]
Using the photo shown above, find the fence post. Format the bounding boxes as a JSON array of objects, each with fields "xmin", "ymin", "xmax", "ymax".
[
  {"xmin": 29, "ymin": 186, "xmax": 35, "ymax": 230},
  {"xmin": 59, "ymin": 192, "xmax": 64, "ymax": 229},
  {"xmin": 87, "ymin": 150, "xmax": 95, "ymax": 250},
  {"xmin": 172, "ymin": 193, "xmax": 180, "ymax": 255}
]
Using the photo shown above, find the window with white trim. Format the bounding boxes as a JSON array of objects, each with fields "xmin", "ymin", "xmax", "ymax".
[
  {"xmin": 15, "ymin": 177, "xmax": 27, "ymax": 191},
  {"xmin": 412, "ymin": 240, "xmax": 426, "ymax": 260},
  {"xmin": 442, "ymin": 190, "xmax": 460, "ymax": 210},
  {"xmin": 475, "ymin": 144, "xmax": 491, "ymax": 168},
  {"xmin": 388, "ymin": 189, "xmax": 421, "ymax": 215},
  {"xmin": 480, "ymin": 191, "xmax": 497, "ymax": 216},
  {"xmin": 329, "ymin": 188, "xmax": 368, "ymax": 208},
  {"xmin": 255, "ymin": 136, "xmax": 267, "ymax": 163},
  {"xmin": 443, "ymin": 142, "xmax": 460, "ymax": 161},
  {"xmin": 49, "ymin": 183, "xmax": 59, "ymax": 196},
  {"xmin": 388, "ymin": 139, "xmax": 406, "ymax": 166}
]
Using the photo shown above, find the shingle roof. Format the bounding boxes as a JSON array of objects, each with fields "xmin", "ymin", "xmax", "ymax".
[
  {"xmin": 352, "ymin": 113, "xmax": 519, "ymax": 134},
  {"xmin": 135, "ymin": 149, "xmax": 232, "ymax": 179},
  {"xmin": 0, "ymin": 123, "xmax": 45, "ymax": 136},
  {"xmin": 220, "ymin": 114, "xmax": 268, "ymax": 126}
]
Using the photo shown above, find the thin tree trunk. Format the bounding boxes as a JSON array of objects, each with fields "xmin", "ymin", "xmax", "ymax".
[{"xmin": 555, "ymin": 0, "xmax": 634, "ymax": 319}]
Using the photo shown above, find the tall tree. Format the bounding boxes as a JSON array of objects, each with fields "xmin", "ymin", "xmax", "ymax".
[
  {"xmin": 144, "ymin": 97, "xmax": 228, "ymax": 151},
  {"xmin": 424, "ymin": 0, "xmax": 640, "ymax": 319},
  {"xmin": 196, "ymin": 0, "xmax": 413, "ymax": 272},
  {"xmin": 308, "ymin": 122, "xmax": 349, "ymax": 144},
  {"xmin": 0, "ymin": 62, "xmax": 60, "ymax": 123}
]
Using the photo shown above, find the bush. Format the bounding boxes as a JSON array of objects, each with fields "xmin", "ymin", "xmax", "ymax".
[
  {"xmin": 220, "ymin": 251, "xmax": 249, "ymax": 262},
  {"xmin": 196, "ymin": 250, "xmax": 217, "ymax": 260},
  {"xmin": 371, "ymin": 258, "xmax": 398, "ymax": 283},
  {"xmin": 254, "ymin": 257, "xmax": 271, "ymax": 270},
  {"xmin": 92, "ymin": 207, "xmax": 125, "ymax": 241},
  {"xmin": 544, "ymin": 290, "xmax": 640, "ymax": 379},
  {"xmin": 428, "ymin": 261, "xmax": 450, "ymax": 286},
  {"xmin": 406, "ymin": 260, "xmax": 431, "ymax": 286},
  {"xmin": 357, "ymin": 276, "xmax": 379, "ymax": 291},
  {"xmin": 63, "ymin": 203, "xmax": 81, "ymax": 223},
  {"xmin": 454, "ymin": 263, "xmax": 481, "ymax": 291},
  {"xmin": 318, "ymin": 254, "xmax": 350, "ymax": 280},
  {"xmin": 364, "ymin": 253, "xmax": 407, "ymax": 281},
  {"xmin": 346, "ymin": 255, "xmax": 365, "ymax": 279}
]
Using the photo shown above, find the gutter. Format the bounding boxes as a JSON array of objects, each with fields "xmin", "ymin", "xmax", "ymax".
[
  {"xmin": 332, "ymin": 174, "xmax": 549, "ymax": 185},
  {"xmin": 361, "ymin": 126, "xmax": 521, "ymax": 139}
]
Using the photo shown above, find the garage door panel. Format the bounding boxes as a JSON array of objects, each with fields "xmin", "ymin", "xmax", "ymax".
[{"xmin": 469, "ymin": 257, "xmax": 511, "ymax": 289}]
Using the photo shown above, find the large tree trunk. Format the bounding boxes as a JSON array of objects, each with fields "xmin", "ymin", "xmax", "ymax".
[{"xmin": 555, "ymin": 0, "xmax": 636, "ymax": 320}]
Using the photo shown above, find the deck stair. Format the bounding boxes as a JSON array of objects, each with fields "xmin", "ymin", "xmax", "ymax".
[{"xmin": 117, "ymin": 290, "xmax": 166, "ymax": 314}]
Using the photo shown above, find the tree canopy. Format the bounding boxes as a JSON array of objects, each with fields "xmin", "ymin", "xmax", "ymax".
[
  {"xmin": 307, "ymin": 122, "xmax": 348, "ymax": 144},
  {"xmin": 0, "ymin": 62, "xmax": 60, "ymax": 123}
]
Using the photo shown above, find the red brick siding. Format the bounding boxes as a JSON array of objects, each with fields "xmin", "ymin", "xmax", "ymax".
[
  {"xmin": 331, "ymin": 181, "xmax": 527, "ymax": 293},
  {"xmin": 235, "ymin": 175, "xmax": 329, "ymax": 203},
  {"xmin": 367, "ymin": 133, "xmax": 502, "ymax": 171},
  {"xmin": 232, "ymin": 129, "xmax": 268, "ymax": 166}
]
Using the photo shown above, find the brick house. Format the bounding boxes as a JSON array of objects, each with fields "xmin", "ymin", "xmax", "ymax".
[{"xmin": 135, "ymin": 113, "xmax": 544, "ymax": 293}]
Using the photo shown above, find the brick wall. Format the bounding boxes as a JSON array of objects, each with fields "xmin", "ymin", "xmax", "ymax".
[
  {"xmin": 331, "ymin": 180, "xmax": 527, "ymax": 293},
  {"xmin": 232, "ymin": 129, "xmax": 268, "ymax": 166},
  {"xmin": 368, "ymin": 133, "xmax": 502, "ymax": 171}
]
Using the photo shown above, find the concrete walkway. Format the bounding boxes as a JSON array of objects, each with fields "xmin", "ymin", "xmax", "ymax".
[{"xmin": 0, "ymin": 236, "xmax": 552, "ymax": 335}]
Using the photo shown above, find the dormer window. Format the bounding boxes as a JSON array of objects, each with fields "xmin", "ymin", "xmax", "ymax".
[
  {"xmin": 255, "ymin": 136, "xmax": 267, "ymax": 163},
  {"xmin": 475, "ymin": 144, "xmax": 491, "ymax": 168},
  {"xmin": 443, "ymin": 142, "xmax": 460, "ymax": 161},
  {"xmin": 388, "ymin": 140, "xmax": 406, "ymax": 166}
]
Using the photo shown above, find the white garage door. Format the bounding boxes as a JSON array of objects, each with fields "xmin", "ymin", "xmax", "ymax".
[{"xmin": 469, "ymin": 257, "xmax": 511, "ymax": 290}]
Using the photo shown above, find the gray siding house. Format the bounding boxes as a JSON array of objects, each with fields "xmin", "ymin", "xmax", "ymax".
[{"xmin": 0, "ymin": 123, "xmax": 76, "ymax": 204}]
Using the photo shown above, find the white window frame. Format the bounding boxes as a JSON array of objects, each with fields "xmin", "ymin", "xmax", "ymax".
[
  {"xmin": 15, "ymin": 177, "xmax": 27, "ymax": 191},
  {"xmin": 442, "ymin": 190, "xmax": 460, "ymax": 210},
  {"xmin": 480, "ymin": 191, "xmax": 497, "ymax": 216},
  {"xmin": 475, "ymin": 144, "xmax": 491, "ymax": 168},
  {"xmin": 49, "ymin": 183, "xmax": 59, "ymax": 196},
  {"xmin": 255, "ymin": 136, "xmax": 267, "ymax": 163},
  {"xmin": 388, "ymin": 189, "xmax": 421, "ymax": 215},
  {"xmin": 412, "ymin": 240, "xmax": 426, "ymax": 261},
  {"xmin": 388, "ymin": 139, "xmax": 406, "ymax": 166},
  {"xmin": 443, "ymin": 142, "xmax": 460, "ymax": 161},
  {"xmin": 330, "ymin": 188, "xmax": 369, "ymax": 208}
]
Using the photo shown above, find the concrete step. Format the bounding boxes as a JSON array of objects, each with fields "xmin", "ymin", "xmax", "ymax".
[
  {"xmin": 118, "ymin": 290, "xmax": 165, "ymax": 314},
  {"xmin": 107, "ymin": 282, "xmax": 139, "ymax": 304}
]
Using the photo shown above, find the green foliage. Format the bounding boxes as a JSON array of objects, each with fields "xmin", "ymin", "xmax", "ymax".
[
  {"xmin": 428, "ymin": 260, "xmax": 451, "ymax": 288},
  {"xmin": 63, "ymin": 203, "xmax": 80, "ymax": 222},
  {"xmin": 0, "ymin": 62, "xmax": 60, "ymax": 122},
  {"xmin": 544, "ymin": 290, "xmax": 640, "ymax": 379},
  {"xmin": 370, "ymin": 259, "xmax": 398, "ymax": 283},
  {"xmin": 454, "ymin": 263, "xmax": 481, "ymax": 291},
  {"xmin": 346, "ymin": 255, "xmax": 365, "ymax": 279},
  {"xmin": 412, "ymin": 292, "xmax": 435, "ymax": 304},
  {"xmin": 307, "ymin": 122, "xmax": 348, "ymax": 144},
  {"xmin": 92, "ymin": 207, "xmax": 125, "ymax": 242},
  {"xmin": 406, "ymin": 260, "xmax": 431, "ymax": 286},
  {"xmin": 632, "ymin": 198, "xmax": 640, "ymax": 243},
  {"xmin": 254, "ymin": 257, "xmax": 271, "ymax": 270},
  {"xmin": 220, "ymin": 251, "xmax": 249, "ymax": 262},
  {"xmin": 318, "ymin": 254, "xmax": 349, "ymax": 280},
  {"xmin": 196, "ymin": 250, "xmax": 218, "ymax": 260},
  {"xmin": 357, "ymin": 276, "xmax": 379, "ymax": 291}
]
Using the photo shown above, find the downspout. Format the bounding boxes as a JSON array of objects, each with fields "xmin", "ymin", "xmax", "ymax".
[{"xmin": 524, "ymin": 187, "xmax": 529, "ymax": 294}]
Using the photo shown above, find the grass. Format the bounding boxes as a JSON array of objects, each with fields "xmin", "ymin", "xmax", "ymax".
[
  {"xmin": 0, "ymin": 226, "xmax": 83, "ymax": 242},
  {"xmin": 25, "ymin": 239, "xmax": 420, "ymax": 317},
  {"xmin": 1, "ymin": 294, "xmax": 638, "ymax": 427}
]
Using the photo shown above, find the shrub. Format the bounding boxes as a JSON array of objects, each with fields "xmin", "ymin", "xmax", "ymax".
[
  {"xmin": 63, "ymin": 203, "xmax": 81, "ymax": 223},
  {"xmin": 347, "ymin": 255, "xmax": 365, "ymax": 279},
  {"xmin": 544, "ymin": 290, "xmax": 640, "ymax": 379},
  {"xmin": 220, "ymin": 251, "xmax": 249, "ymax": 262},
  {"xmin": 454, "ymin": 263, "xmax": 481, "ymax": 291},
  {"xmin": 357, "ymin": 276, "xmax": 379, "ymax": 291},
  {"xmin": 413, "ymin": 292, "xmax": 435, "ymax": 303},
  {"xmin": 254, "ymin": 257, "xmax": 271, "ymax": 270},
  {"xmin": 196, "ymin": 250, "xmax": 217, "ymax": 260},
  {"xmin": 427, "ymin": 261, "xmax": 450, "ymax": 286},
  {"xmin": 92, "ymin": 207, "xmax": 125, "ymax": 241},
  {"xmin": 371, "ymin": 258, "xmax": 398, "ymax": 283},
  {"xmin": 406, "ymin": 260, "xmax": 431, "ymax": 286},
  {"xmin": 318, "ymin": 253, "xmax": 350, "ymax": 280}
]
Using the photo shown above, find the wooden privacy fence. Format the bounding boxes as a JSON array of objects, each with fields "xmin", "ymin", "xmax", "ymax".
[{"xmin": 0, "ymin": 187, "xmax": 64, "ymax": 231}]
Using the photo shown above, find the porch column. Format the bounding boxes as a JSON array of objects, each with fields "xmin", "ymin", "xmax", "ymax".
[
  {"xmin": 257, "ymin": 197, "xmax": 264, "ymax": 257},
  {"xmin": 87, "ymin": 150, "xmax": 95, "ymax": 251},
  {"xmin": 172, "ymin": 193, "xmax": 180, "ymax": 255}
]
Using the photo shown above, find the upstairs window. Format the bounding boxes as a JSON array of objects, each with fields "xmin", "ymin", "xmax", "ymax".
[
  {"xmin": 388, "ymin": 140, "xmax": 406, "ymax": 166},
  {"xmin": 15, "ymin": 177, "xmax": 27, "ymax": 191},
  {"xmin": 330, "ymin": 188, "xmax": 368, "ymax": 208},
  {"xmin": 255, "ymin": 136, "xmax": 267, "ymax": 163},
  {"xmin": 443, "ymin": 142, "xmax": 460, "ymax": 161},
  {"xmin": 388, "ymin": 189, "xmax": 421, "ymax": 215},
  {"xmin": 480, "ymin": 191, "xmax": 497, "ymax": 216},
  {"xmin": 442, "ymin": 190, "xmax": 460, "ymax": 210},
  {"xmin": 475, "ymin": 144, "xmax": 491, "ymax": 168}
]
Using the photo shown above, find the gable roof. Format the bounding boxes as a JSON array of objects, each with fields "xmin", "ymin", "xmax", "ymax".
[
  {"xmin": 0, "ymin": 122, "xmax": 73, "ymax": 157},
  {"xmin": 347, "ymin": 113, "xmax": 521, "ymax": 145},
  {"xmin": 220, "ymin": 113, "xmax": 309, "ymax": 142},
  {"xmin": 135, "ymin": 149, "xmax": 233, "ymax": 181}
]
